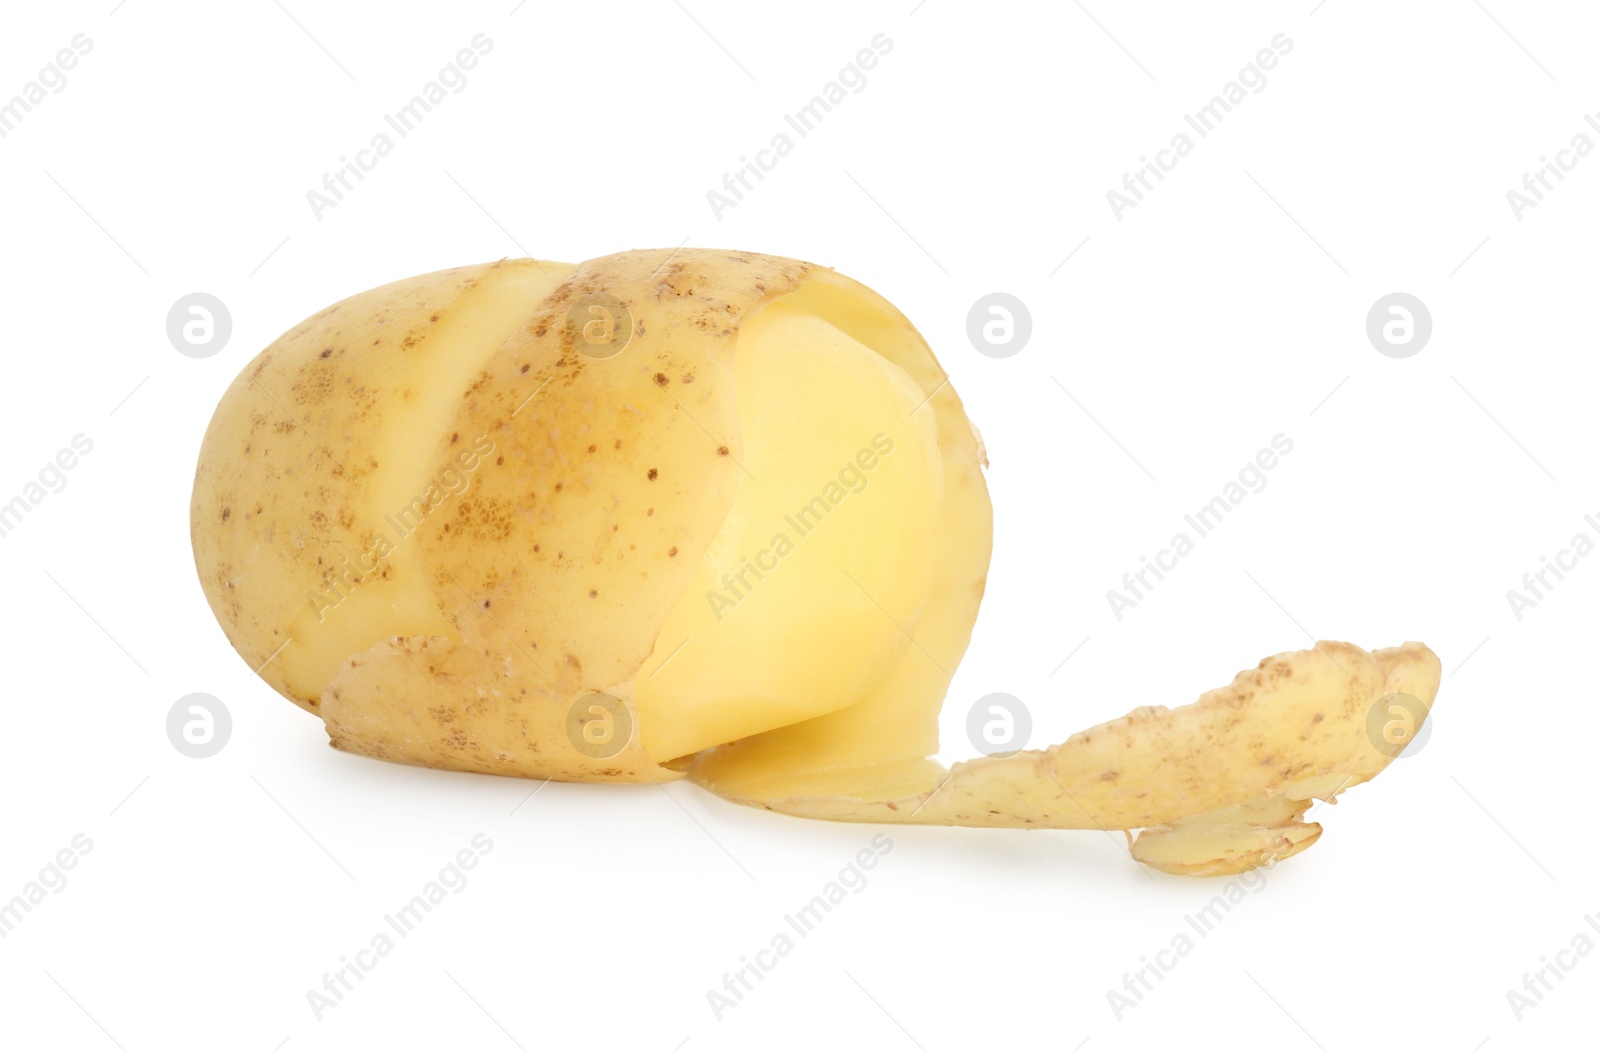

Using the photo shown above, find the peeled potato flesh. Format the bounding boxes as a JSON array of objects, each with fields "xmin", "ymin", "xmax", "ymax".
[
  {"xmin": 190, "ymin": 249, "xmax": 1439, "ymax": 875},
  {"xmin": 632, "ymin": 302, "xmax": 944, "ymax": 762}
]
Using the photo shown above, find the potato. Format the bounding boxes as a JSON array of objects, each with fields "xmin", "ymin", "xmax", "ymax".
[{"xmin": 191, "ymin": 249, "xmax": 1439, "ymax": 875}]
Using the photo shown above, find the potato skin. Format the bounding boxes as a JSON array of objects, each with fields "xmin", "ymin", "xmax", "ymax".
[
  {"xmin": 726, "ymin": 641, "xmax": 1440, "ymax": 828},
  {"xmin": 191, "ymin": 263, "xmax": 513, "ymax": 708}
]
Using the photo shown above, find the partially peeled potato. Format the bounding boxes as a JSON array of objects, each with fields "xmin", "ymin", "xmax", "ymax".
[{"xmin": 191, "ymin": 248, "xmax": 1439, "ymax": 875}]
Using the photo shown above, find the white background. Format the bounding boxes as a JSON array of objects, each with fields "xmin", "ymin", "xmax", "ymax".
[{"xmin": 1, "ymin": 1, "xmax": 1594, "ymax": 1049}]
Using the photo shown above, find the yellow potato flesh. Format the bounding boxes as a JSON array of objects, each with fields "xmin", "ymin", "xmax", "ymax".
[
  {"xmin": 686, "ymin": 279, "xmax": 995, "ymax": 802},
  {"xmin": 634, "ymin": 304, "xmax": 943, "ymax": 762}
]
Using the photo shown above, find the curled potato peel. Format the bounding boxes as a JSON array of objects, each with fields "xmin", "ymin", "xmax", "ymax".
[
  {"xmin": 191, "ymin": 248, "xmax": 1439, "ymax": 875},
  {"xmin": 697, "ymin": 641, "xmax": 1441, "ymax": 876}
]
